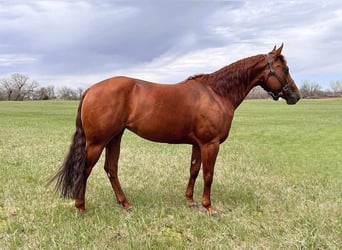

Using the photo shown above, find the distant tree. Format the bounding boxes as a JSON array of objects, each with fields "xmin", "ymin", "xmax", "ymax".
[
  {"xmin": 58, "ymin": 86, "xmax": 78, "ymax": 100},
  {"xmin": 36, "ymin": 87, "xmax": 49, "ymax": 100},
  {"xmin": 46, "ymin": 86, "xmax": 56, "ymax": 99},
  {"xmin": 330, "ymin": 80, "xmax": 342, "ymax": 95},
  {"xmin": 76, "ymin": 87, "xmax": 84, "ymax": 99},
  {"xmin": 300, "ymin": 80, "xmax": 322, "ymax": 98},
  {"xmin": 247, "ymin": 86, "xmax": 269, "ymax": 99},
  {"xmin": 12, "ymin": 73, "xmax": 39, "ymax": 100},
  {"xmin": 0, "ymin": 73, "xmax": 39, "ymax": 100},
  {"xmin": 0, "ymin": 77, "xmax": 14, "ymax": 100},
  {"xmin": 35, "ymin": 85, "xmax": 56, "ymax": 100}
]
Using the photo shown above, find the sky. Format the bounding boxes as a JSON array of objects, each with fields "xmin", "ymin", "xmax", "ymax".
[{"xmin": 1, "ymin": 1, "xmax": 341, "ymax": 90}]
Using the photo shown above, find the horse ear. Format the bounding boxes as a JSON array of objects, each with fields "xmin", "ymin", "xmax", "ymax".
[
  {"xmin": 272, "ymin": 45, "xmax": 277, "ymax": 51},
  {"xmin": 275, "ymin": 43, "xmax": 284, "ymax": 55}
]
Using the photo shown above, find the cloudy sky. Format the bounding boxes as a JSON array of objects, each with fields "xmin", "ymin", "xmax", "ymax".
[{"xmin": 1, "ymin": 1, "xmax": 341, "ymax": 90}]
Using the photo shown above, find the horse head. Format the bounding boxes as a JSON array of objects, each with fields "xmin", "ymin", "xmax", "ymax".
[{"xmin": 262, "ymin": 44, "xmax": 301, "ymax": 105}]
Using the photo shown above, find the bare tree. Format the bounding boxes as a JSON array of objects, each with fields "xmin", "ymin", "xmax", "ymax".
[
  {"xmin": 12, "ymin": 73, "xmax": 39, "ymax": 100},
  {"xmin": 36, "ymin": 87, "xmax": 48, "ymax": 100},
  {"xmin": 0, "ymin": 73, "xmax": 39, "ymax": 100},
  {"xmin": 46, "ymin": 86, "xmax": 56, "ymax": 99},
  {"xmin": 76, "ymin": 87, "xmax": 84, "ymax": 99},
  {"xmin": 36, "ymin": 85, "xmax": 56, "ymax": 100},
  {"xmin": 0, "ymin": 77, "xmax": 14, "ymax": 100},
  {"xmin": 330, "ymin": 80, "xmax": 342, "ymax": 95},
  {"xmin": 58, "ymin": 86, "xmax": 78, "ymax": 100},
  {"xmin": 300, "ymin": 80, "xmax": 322, "ymax": 98}
]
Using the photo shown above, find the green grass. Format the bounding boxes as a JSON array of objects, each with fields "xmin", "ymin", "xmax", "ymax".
[{"xmin": 0, "ymin": 99, "xmax": 341, "ymax": 249}]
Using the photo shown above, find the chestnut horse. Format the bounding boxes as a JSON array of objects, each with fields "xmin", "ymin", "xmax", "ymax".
[{"xmin": 50, "ymin": 44, "xmax": 300, "ymax": 215}]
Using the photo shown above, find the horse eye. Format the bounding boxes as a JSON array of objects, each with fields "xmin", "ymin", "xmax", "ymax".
[{"xmin": 283, "ymin": 67, "xmax": 289, "ymax": 74}]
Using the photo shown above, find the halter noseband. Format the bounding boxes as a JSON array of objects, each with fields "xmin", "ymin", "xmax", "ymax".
[{"xmin": 264, "ymin": 54, "xmax": 290, "ymax": 100}]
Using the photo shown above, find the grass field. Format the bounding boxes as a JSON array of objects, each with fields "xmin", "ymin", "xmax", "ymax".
[{"xmin": 0, "ymin": 99, "xmax": 341, "ymax": 249}]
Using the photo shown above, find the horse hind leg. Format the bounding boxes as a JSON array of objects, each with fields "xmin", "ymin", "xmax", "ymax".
[
  {"xmin": 75, "ymin": 144, "xmax": 104, "ymax": 213},
  {"xmin": 104, "ymin": 132, "xmax": 132, "ymax": 210},
  {"xmin": 185, "ymin": 144, "xmax": 201, "ymax": 207}
]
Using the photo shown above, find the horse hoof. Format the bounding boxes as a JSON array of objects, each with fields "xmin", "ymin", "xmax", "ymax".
[
  {"xmin": 78, "ymin": 208, "xmax": 87, "ymax": 214},
  {"xmin": 203, "ymin": 206, "xmax": 219, "ymax": 216},
  {"xmin": 188, "ymin": 202, "xmax": 199, "ymax": 208},
  {"xmin": 125, "ymin": 206, "xmax": 133, "ymax": 212},
  {"xmin": 122, "ymin": 202, "xmax": 132, "ymax": 212},
  {"xmin": 207, "ymin": 210, "xmax": 219, "ymax": 217}
]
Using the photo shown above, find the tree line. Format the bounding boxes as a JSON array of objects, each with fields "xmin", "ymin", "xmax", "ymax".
[
  {"xmin": 0, "ymin": 73, "xmax": 83, "ymax": 101},
  {"xmin": 1, "ymin": 73, "xmax": 342, "ymax": 101},
  {"xmin": 247, "ymin": 80, "xmax": 342, "ymax": 99}
]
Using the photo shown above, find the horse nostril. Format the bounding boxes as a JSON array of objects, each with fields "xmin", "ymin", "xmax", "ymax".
[
  {"xmin": 287, "ymin": 93, "xmax": 300, "ymax": 105},
  {"xmin": 294, "ymin": 93, "xmax": 301, "ymax": 102}
]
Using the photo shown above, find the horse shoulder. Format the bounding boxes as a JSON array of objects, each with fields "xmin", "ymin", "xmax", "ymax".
[{"xmin": 188, "ymin": 84, "xmax": 234, "ymax": 144}]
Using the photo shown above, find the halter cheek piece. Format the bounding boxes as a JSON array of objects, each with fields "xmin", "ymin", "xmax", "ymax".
[{"xmin": 264, "ymin": 54, "xmax": 290, "ymax": 100}]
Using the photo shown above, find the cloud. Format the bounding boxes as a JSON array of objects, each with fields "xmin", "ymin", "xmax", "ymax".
[
  {"xmin": 0, "ymin": 0, "xmax": 341, "ymax": 89},
  {"xmin": 0, "ymin": 54, "xmax": 39, "ymax": 67}
]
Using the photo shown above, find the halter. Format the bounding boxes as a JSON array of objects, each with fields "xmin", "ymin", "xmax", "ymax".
[{"xmin": 264, "ymin": 54, "xmax": 290, "ymax": 100}]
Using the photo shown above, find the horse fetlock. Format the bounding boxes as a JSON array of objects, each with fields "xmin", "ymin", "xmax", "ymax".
[
  {"xmin": 119, "ymin": 200, "xmax": 132, "ymax": 211},
  {"xmin": 185, "ymin": 194, "xmax": 197, "ymax": 207},
  {"xmin": 75, "ymin": 199, "xmax": 87, "ymax": 214}
]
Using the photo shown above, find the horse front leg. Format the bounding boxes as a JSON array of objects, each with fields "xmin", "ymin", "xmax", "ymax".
[
  {"xmin": 185, "ymin": 144, "xmax": 201, "ymax": 207},
  {"xmin": 200, "ymin": 142, "xmax": 220, "ymax": 215}
]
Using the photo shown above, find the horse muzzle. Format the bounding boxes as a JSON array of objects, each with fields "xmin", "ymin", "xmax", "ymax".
[{"xmin": 286, "ymin": 93, "xmax": 300, "ymax": 105}]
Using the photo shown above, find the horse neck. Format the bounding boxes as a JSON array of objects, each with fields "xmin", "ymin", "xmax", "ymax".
[{"xmin": 206, "ymin": 54, "xmax": 265, "ymax": 108}]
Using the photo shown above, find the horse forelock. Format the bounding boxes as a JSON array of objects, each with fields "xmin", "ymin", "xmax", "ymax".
[{"xmin": 277, "ymin": 54, "xmax": 287, "ymax": 64}]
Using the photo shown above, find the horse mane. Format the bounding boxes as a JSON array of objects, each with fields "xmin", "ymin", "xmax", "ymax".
[{"xmin": 188, "ymin": 54, "xmax": 265, "ymax": 105}]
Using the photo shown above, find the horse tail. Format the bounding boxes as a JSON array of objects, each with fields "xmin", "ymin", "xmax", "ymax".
[{"xmin": 48, "ymin": 93, "xmax": 87, "ymax": 199}]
